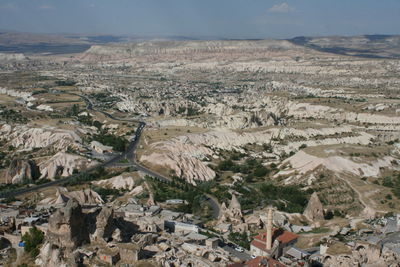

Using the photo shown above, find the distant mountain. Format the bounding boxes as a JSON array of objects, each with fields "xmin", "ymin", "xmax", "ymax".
[
  {"xmin": 0, "ymin": 31, "xmax": 211, "ymax": 54},
  {"xmin": 1, "ymin": 30, "xmax": 399, "ymax": 57},
  {"xmin": 289, "ymin": 34, "xmax": 400, "ymax": 59}
]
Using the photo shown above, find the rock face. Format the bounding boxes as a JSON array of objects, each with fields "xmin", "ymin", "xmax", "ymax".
[
  {"xmin": 94, "ymin": 175, "xmax": 135, "ymax": 190},
  {"xmin": 47, "ymin": 199, "xmax": 90, "ymax": 252},
  {"xmin": 35, "ymin": 242, "xmax": 68, "ymax": 267},
  {"xmin": 91, "ymin": 207, "xmax": 115, "ymax": 243},
  {"xmin": 39, "ymin": 152, "xmax": 96, "ymax": 180},
  {"xmin": 7, "ymin": 126, "xmax": 82, "ymax": 151},
  {"xmin": 0, "ymin": 88, "xmax": 34, "ymax": 105},
  {"xmin": 140, "ymin": 138, "xmax": 215, "ymax": 185},
  {"xmin": 303, "ymin": 192, "xmax": 324, "ymax": 221},
  {"xmin": 6, "ymin": 159, "xmax": 40, "ymax": 184},
  {"xmin": 279, "ymin": 150, "xmax": 396, "ymax": 178},
  {"xmin": 228, "ymin": 194, "xmax": 243, "ymax": 219},
  {"xmin": 40, "ymin": 202, "xmax": 129, "ymax": 266},
  {"xmin": 218, "ymin": 194, "xmax": 244, "ymax": 229},
  {"xmin": 64, "ymin": 188, "xmax": 104, "ymax": 205},
  {"xmin": 40, "ymin": 187, "xmax": 104, "ymax": 206}
]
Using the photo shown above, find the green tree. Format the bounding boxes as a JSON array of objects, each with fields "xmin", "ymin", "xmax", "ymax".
[
  {"xmin": 21, "ymin": 227, "xmax": 44, "ymax": 257},
  {"xmin": 324, "ymin": 210, "xmax": 334, "ymax": 220},
  {"xmin": 218, "ymin": 159, "xmax": 236, "ymax": 171}
]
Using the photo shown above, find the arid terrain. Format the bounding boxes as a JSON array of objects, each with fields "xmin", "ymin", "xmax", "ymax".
[{"xmin": 0, "ymin": 33, "xmax": 399, "ymax": 266}]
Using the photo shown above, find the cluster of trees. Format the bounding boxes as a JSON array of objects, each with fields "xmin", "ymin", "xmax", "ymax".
[
  {"xmin": 232, "ymin": 182, "xmax": 310, "ymax": 213},
  {"xmin": 0, "ymin": 183, "xmax": 22, "ymax": 199},
  {"xmin": 217, "ymin": 157, "xmax": 270, "ymax": 182},
  {"xmin": 90, "ymin": 92, "xmax": 120, "ymax": 103},
  {"xmin": 21, "ymin": 227, "xmax": 44, "ymax": 257},
  {"xmin": 147, "ymin": 176, "xmax": 211, "ymax": 218},
  {"xmin": 259, "ymin": 183, "xmax": 309, "ymax": 213},
  {"xmin": 77, "ymin": 114, "xmax": 103, "ymax": 130},
  {"xmin": 228, "ymin": 232, "xmax": 251, "ymax": 249},
  {"xmin": 0, "ymin": 108, "xmax": 28, "ymax": 124},
  {"xmin": 55, "ymin": 80, "xmax": 76, "ymax": 86},
  {"xmin": 66, "ymin": 104, "xmax": 127, "ymax": 151},
  {"xmin": 324, "ymin": 209, "xmax": 345, "ymax": 220},
  {"xmin": 67, "ymin": 104, "xmax": 80, "ymax": 117},
  {"xmin": 91, "ymin": 132, "xmax": 128, "ymax": 152},
  {"xmin": 382, "ymin": 173, "xmax": 400, "ymax": 199},
  {"xmin": 177, "ymin": 106, "xmax": 201, "ymax": 117},
  {"xmin": 93, "ymin": 186, "xmax": 123, "ymax": 201}
]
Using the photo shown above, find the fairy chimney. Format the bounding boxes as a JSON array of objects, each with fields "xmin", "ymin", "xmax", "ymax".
[{"xmin": 303, "ymin": 192, "xmax": 324, "ymax": 221}]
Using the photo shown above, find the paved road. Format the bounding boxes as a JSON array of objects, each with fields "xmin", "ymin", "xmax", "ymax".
[
  {"xmin": 200, "ymin": 229, "xmax": 251, "ymax": 261},
  {"xmin": 222, "ymin": 245, "xmax": 252, "ymax": 261},
  {"xmin": 1, "ymin": 93, "xmax": 221, "ymax": 219}
]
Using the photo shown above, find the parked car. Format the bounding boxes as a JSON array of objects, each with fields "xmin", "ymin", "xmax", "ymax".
[
  {"xmin": 227, "ymin": 243, "xmax": 235, "ymax": 248},
  {"xmin": 235, "ymin": 247, "xmax": 244, "ymax": 252}
]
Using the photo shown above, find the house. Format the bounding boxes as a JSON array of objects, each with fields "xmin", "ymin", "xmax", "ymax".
[
  {"xmin": 145, "ymin": 205, "xmax": 161, "ymax": 216},
  {"xmin": 285, "ymin": 246, "xmax": 310, "ymax": 260},
  {"xmin": 159, "ymin": 210, "xmax": 183, "ymax": 221},
  {"xmin": 98, "ymin": 248, "xmax": 120, "ymax": 265},
  {"xmin": 206, "ymin": 237, "xmax": 220, "ymax": 249},
  {"xmin": 250, "ymin": 228, "xmax": 298, "ymax": 259},
  {"xmin": 183, "ymin": 232, "xmax": 208, "ymax": 244},
  {"xmin": 135, "ymin": 216, "xmax": 164, "ymax": 233},
  {"xmin": 119, "ymin": 204, "xmax": 145, "ymax": 217},
  {"xmin": 116, "ymin": 243, "xmax": 140, "ymax": 263},
  {"xmin": 164, "ymin": 221, "xmax": 199, "ymax": 234}
]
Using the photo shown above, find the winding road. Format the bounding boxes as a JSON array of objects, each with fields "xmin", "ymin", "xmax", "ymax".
[{"xmin": 1, "ymin": 93, "xmax": 221, "ymax": 218}]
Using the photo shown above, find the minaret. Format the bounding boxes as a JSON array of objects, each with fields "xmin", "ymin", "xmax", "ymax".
[{"xmin": 266, "ymin": 206, "xmax": 274, "ymax": 250}]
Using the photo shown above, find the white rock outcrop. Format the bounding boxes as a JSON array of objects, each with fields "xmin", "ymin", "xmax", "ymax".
[
  {"xmin": 36, "ymin": 104, "xmax": 54, "ymax": 112},
  {"xmin": 39, "ymin": 152, "xmax": 96, "ymax": 180},
  {"xmin": 140, "ymin": 139, "xmax": 215, "ymax": 185},
  {"xmin": 278, "ymin": 150, "xmax": 398, "ymax": 178},
  {"xmin": 5, "ymin": 125, "xmax": 82, "ymax": 151},
  {"xmin": 94, "ymin": 175, "xmax": 135, "ymax": 190}
]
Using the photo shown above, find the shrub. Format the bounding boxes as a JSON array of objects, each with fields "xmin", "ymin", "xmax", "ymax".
[
  {"xmin": 55, "ymin": 80, "xmax": 76, "ymax": 86},
  {"xmin": 218, "ymin": 160, "xmax": 236, "ymax": 171},
  {"xmin": 324, "ymin": 210, "xmax": 334, "ymax": 220},
  {"xmin": 254, "ymin": 166, "xmax": 269, "ymax": 177}
]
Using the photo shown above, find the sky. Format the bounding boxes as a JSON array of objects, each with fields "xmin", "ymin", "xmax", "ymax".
[{"xmin": 0, "ymin": 0, "xmax": 399, "ymax": 39}]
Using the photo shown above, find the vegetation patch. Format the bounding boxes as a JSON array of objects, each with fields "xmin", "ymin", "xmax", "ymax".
[{"xmin": 21, "ymin": 227, "xmax": 44, "ymax": 257}]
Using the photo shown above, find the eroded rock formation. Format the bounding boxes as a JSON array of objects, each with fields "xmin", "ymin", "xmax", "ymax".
[
  {"xmin": 6, "ymin": 159, "xmax": 40, "ymax": 184},
  {"xmin": 47, "ymin": 199, "xmax": 90, "ymax": 251},
  {"xmin": 303, "ymin": 192, "xmax": 324, "ymax": 221}
]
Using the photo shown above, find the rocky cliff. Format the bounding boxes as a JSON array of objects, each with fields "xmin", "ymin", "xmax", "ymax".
[{"xmin": 6, "ymin": 159, "xmax": 40, "ymax": 184}]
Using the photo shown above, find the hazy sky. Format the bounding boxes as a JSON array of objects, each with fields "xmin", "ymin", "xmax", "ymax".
[{"xmin": 0, "ymin": 0, "xmax": 399, "ymax": 38}]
